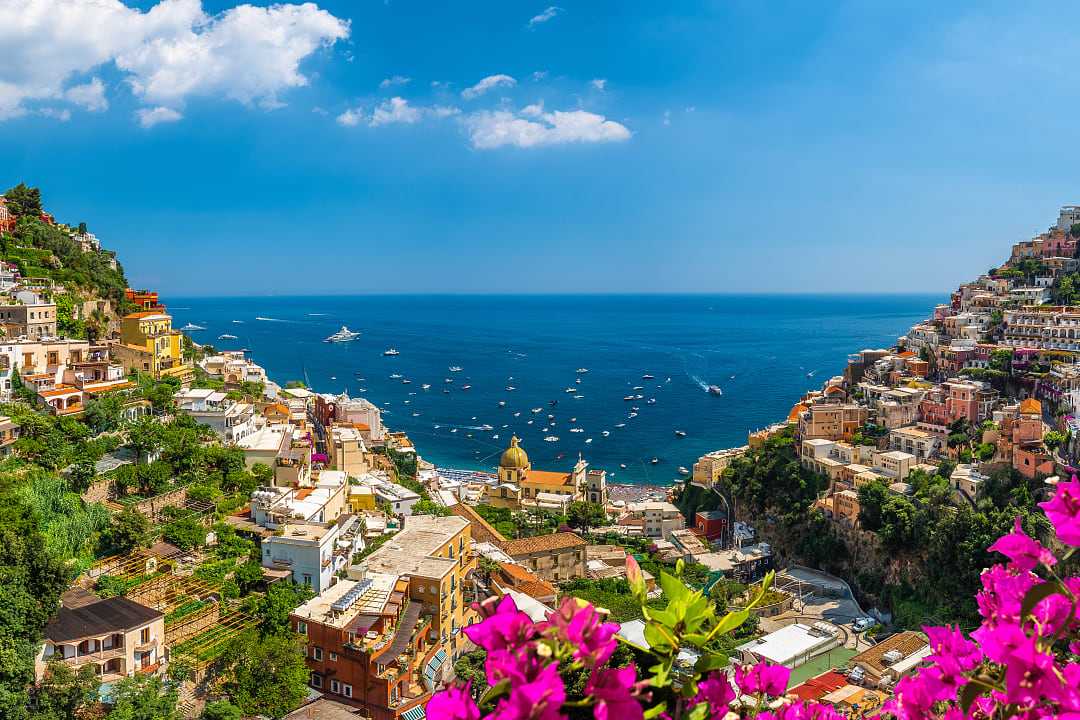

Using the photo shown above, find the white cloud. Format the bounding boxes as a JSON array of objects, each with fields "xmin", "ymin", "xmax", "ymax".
[
  {"xmin": 370, "ymin": 97, "xmax": 422, "ymax": 126},
  {"xmin": 464, "ymin": 107, "xmax": 631, "ymax": 149},
  {"xmin": 520, "ymin": 101, "xmax": 544, "ymax": 117},
  {"xmin": 528, "ymin": 6, "xmax": 562, "ymax": 27},
  {"xmin": 336, "ymin": 107, "xmax": 363, "ymax": 126},
  {"xmin": 662, "ymin": 109, "xmax": 671, "ymax": 126},
  {"xmin": 0, "ymin": 0, "xmax": 349, "ymax": 122},
  {"xmin": 461, "ymin": 74, "xmax": 516, "ymax": 100},
  {"xmin": 40, "ymin": 107, "xmax": 72, "ymax": 122},
  {"xmin": 380, "ymin": 75, "xmax": 411, "ymax": 89},
  {"xmin": 311, "ymin": 105, "xmax": 328, "ymax": 115},
  {"xmin": 531, "ymin": 71, "xmax": 548, "ymax": 81},
  {"xmin": 136, "ymin": 105, "xmax": 182, "ymax": 127},
  {"xmin": 590, "ymin": 78, "xmax": 607, "ymax": 91},
  {"xmin": 64, "ymin": 78, "xmax": 108, "ymax": 111},
  {"xmin": 431, "ymin": 105, "xmax": 461, "ymax": 118}
]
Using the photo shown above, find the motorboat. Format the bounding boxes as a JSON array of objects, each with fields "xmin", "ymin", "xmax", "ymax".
[
  {"xmin": 633, "ymin": 386, "xmax": 644, "ymax": 391},
  {"xmin": 449, "ymin": 366, "xmax": 463, "ymax": 372},
  {"xmin": 480, "ymin": 424, "xmax": 494, "ymax": 431},
  {"xmin": 647, "ymin": 398, "xmax": 657, "ymax": 405},
  {"xmin": 217, "ymin": 333, "xmax": 238, "ymax": 340},
  {"xmin": 498, "ymin": 401, "xmax": 506, "ymax": 407},
  {"xmin": 506, "ymin": 386, "xmax": 516, "ymax": 391},
  {"xmin": 678, "ymin": 466, "xmax": 690, "ymax": 475},
  {"xmin": 615, "ymin": 423, "xmax": 626, "ymax": 428},
  {"xmin": 620, "ymin": 463, "xmax": 627, "ymax": 469},
  {"xmin": 462, "ymin": 385, "xmax": 472, "ymax": 390},
  {"xmin": 325, "ymin": 326, "xmax": 361, "ymax": 343},
  {"xmin": 707, "ymin": 385, "xmax": 723, "ymax": 396},
  {"xmin": 390, "ymin": 373, "xmax": 403, "ymax": 379},
  {"xmin": 674, "ymin": 430, "xmax": 687, "ymax": 438},
  {"xmin": 422, "ymin": 384, "xmax": 431, "ymax": 390},
  {"xmin": 565, "ymin": 387, "xmax": 577, "ymax": 393},
  {"xmin": 532, "ymin": 408, "xmax": 542, "ymax": 413},
  {"xmin": 642, "ymin": 374, "xmax": 655, "ymax": 380},
  {"xmin": 650, "ymin": 457, "xmax": 659, "ymax": 465},
  {"xmin": 623, "ymin": 395, "xmax": 635, "ymax": 401},
  {"xmin": 629, "ymin": 412, "xmax": 638, "ymax": 418},
  {"xmin": 383, "ymin": 348, "xmax": 400, "ymax": 356},
  {"xmin": 181, "ymin": 323, "xmax": 206, "ymax": 331},
  {"xmin": 576, "ymin": 368, "xmax": 589, "ymax": 373},
  {"xmin": 585, "ymin": 438, "xmax": 593, "ymax": 444},
  {"xmin": 401, "ymin": 378, "xmax": 411, "ymax": 384},
  {"xmin": 569, "ymin": 428, "xmax": 584, "ymax": 433},
  {"xmin": 544, "ymin": 436, "xmax": 559, "ymax": 442},
  {"xmin": 574, "ymin": 395, "xmax": 584, "ymax": 399},
  {"xmin": 602, "ymin": 430, "xmax": 610, "ymax": 437},
  {"xmin": 513, "ymin": 412, "xmax": 521, "ymax": 417}
]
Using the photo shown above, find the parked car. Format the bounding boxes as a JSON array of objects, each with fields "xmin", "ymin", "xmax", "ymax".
[{"xmin": 852, "ymin": 617, "xmax": 875, "ymax": 632}]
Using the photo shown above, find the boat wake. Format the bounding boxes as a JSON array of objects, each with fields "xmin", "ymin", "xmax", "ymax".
[
  {"xmin": 689, "ymin": 375, "xmax": 710, "ymax": 392},
  {"xmin": 255, "ymin": 316, "xmax": 290, "ymax": 322}
]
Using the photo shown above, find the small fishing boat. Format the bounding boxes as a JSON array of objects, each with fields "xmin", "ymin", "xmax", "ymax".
[
  {"xmin": 449, "ymin": 366, "xmax": 463, "ymax": 372},
  {"xmin": 674, "ymin": 430, "xmax": 687, "ymax": 438},
  {"xmin": 422, "ymin": 383, "xmax": 431, "ymax": 390},
  {"xmin": 602, "ymin": 430, "xmax": 610, "ymax": 437},
  {"xmin": 383, "ymin": 348, "xmax": 400, "ymax": 356},
  {"xmin": 642, "ymin": 374, "xmax": 655, "ymax": 380},
  {"xmin": 707, "ymin": 385, "xmax": 723, "ymax": 396}
]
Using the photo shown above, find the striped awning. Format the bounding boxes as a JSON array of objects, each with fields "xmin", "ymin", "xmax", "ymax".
[
  {"xmin": 422, "ymin": 648, "xmax": 448, "ymax": 691},
  {"xmin": 401, "ymin": 704, "xmax": 426, "ymax": 720}
]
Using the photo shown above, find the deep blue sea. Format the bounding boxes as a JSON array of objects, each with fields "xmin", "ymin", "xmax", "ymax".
[{"xmin": 168, "ymin": 295, "xmax": 939, "ymax": 485}]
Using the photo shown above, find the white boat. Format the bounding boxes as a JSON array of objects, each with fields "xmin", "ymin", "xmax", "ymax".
[
  {"xmin": 574, "ymin": 395, "xmax": 584, "ymax": 399},
  {"xmin": 531, "ymin": 408, "xmax": 542, "ymax": 413},
  {"xmin": 325, "ymin": 326, "xmax": 361, "ymax": 343},
  {"xmin": 674, "ymin": 430, "xmax": 687, "ymax": 438},
  {"xmin": 633, "ymin": 386, "xmax": 644, "ymax": 390},
  {"xmin": 615, "ymin": 423, "xmax": 626, "ymax": 428},
  {"xmin": 449, "ymin": 366, "xmax": 463, "ymax": 372},
  {"xmin": 564, "ymin": 387, "xmax": 577, "ymax": 393},
  {"xmin": 635, "ymin": 394, "xmax": 643, "ymax": 400},
  {"xmin": 602, "ymin": 430, "xmax": 610, "ymax": 437},
  {"xmin": 492, "ymin": 434, "xmax": 499, "ymax": 440},
  {"xmin": 462, "ymin": 385, "xmax": 472, "ymax": 390},
  {"xmin": 390, "ymin": 373, "xmax": 403, "ymax": 379},
  {"xmin": 647, "ymin": 398, "xmax": 656, "ymax": 405},
  {"xmin": 181, "ymin": 323, "xmax": 206, "ymax": 331},
  {"xmin": 412, "ymin": 412, "xmax": 421, "ymax": 417},
  {"xmin": 450, "ymin": 428, "xmax": 457, "ymax": 433},
  {"xmin": 544, "ymin": 436, "xmax": 559, "ymax": 442},
  {"xmin": 575, "ymin": 378, "xmax": 582, "ymax": 384},
  {"xmin": 678, "ymin": 466, "xmax": 690, "ymax": 475},
  {"xmin": 498, "ymin": 401, "xmax": 506, "ymax": 407},
  {"xmin": 707, "ymin": 385, "xmax": 723, "ymax": 396},
  {"xmin": 401, "ymin": 379, "xmax": 411, "ymax": 384},
  {"xmin": 650, "ymin": 458, "xmax": 659, "ymax": 465},
  {"xmin": 576, "ymin": 368, "xmax": 589, "ymax": 373},
  {"xmin": 506, "ymin": 386, "xmax": 516, "ymax": 391},
  {"xmin": 480, "ymin": 424, "xmax": 494, "ymax": 431},
  {"xmin": 585, "ymin": 438, "xmax": 592, "ymax": 443},
  {"xmin": 445, "ymin": 378, "xmax": 453, "ymax": 383},
  {"xmin": 217, "ymin": 333, "xmax": 238, "ymax": 340},
  {"xmin": 620, "ymin": 463, "xmax": 627, "ymax": 469},
  {"xmin": 642, "ymin": 374, "xmax": 655, "ymax": 380},
  {"xmin": 623, "ymin": 395, "xmax": 635, "ymax": 401},
  {"xmin": 527, "ymin": 420, "xmax": 534, "ymax": 425},
  {"xmin": 569, "ymin": 428, "xmax": 584, "ymax": 433},
  {"xmin": 629, "ymin": 412, "xmax": 638, "ymax": 418},
  {"xmin": 422, "ymin": 384, "xmax": 431, "ymax": 390},
  {"xmin": 383, "ymin": 348, "xmax": 400, "ymax": 356}
]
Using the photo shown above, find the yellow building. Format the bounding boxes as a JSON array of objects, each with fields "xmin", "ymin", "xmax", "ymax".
[
  {"xmin": 487, "ymin": 436, "xmax": 585, "ymax": 509},
  {"xmin": 348, "ymin": 485, "xmax": 377, "ymax": 512},
  {"xmin": 113, "ymin": 311, "xmax": 192, "ymax": 384}
]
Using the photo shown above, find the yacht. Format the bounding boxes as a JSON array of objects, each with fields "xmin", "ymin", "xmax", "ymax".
[
  {"xmin": 642, "ymin": 374, "xmax": 655, "ymax": 380},
  {"xmin": 576, "ymin": 368, "xmax": 589, "ymax": 374},
  {"xmin": 480, "ymin": 424, "xmax": 494, "ymax": 431},
  {"xmin": 422, "ymin": 384, "xmax": 431, "ymax": 390},
  {"xmin": 585, "ymin": 438, "xmax": 593, "ymax": 444},
  {"xmin": 532, "ymin": 408, "xmax": 542, "ymax": 414},
  {"xmin": 615, "ymin": 423, "xmax": 626, "ymax": 428},
  {"xmin": 707, "ymin": 385, "xmax": 723, "ymax": 396},
  {"xmin": 383, "ymin": 348, "xmax": 400, "ymax": 356},
  {"xmin": 674, "ymin": 430, "xmax": 687, "ymax": 438},
  {"xmin": 462, "ymin": 384, "xmax": 472, "ymax": 390},
  {"xmin": 325, "ymin": 326, "xmax": 361, "ymax": 343},
  {"xmin": 623, "ymin": 395, "xmax": 635, "ymax": 401},
  {"xmin": 565, "ymin": 387, "xmax": 577, "ymax": 393},
  {"xmin": 390, "ymin": 373, "xmax": 403, "ymax": 379},
  {"xmin": 217, "ymin": 333, "xmax": 238, "ymax": 340},
  {"xmin": 569, "ymin": 428, "xmax": 584, "ymax": 433},
  {"xmin": 401, "ymin": 379, "xmax": 411, "ymax": 384},
  {"xmin": 678, "ymin": 466, "xmax": 690, "ymax": 475},
  {"xmin": 181, "ymin": 323, "xmax": 206, "ymax": 331},
  {"xmin": 449, "ymin": 366, "xmax": 463, "ymax": 372},
  {"xmin": 514, "ymin": 412, "xmax": 521, "ymax": 417},
  {"xmin": 544, "ymin": 436, "xmax": 559, "ymax": 442}
]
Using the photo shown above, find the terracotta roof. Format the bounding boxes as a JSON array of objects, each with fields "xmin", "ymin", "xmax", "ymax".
[
  {"xmin": 524, "ymin": 469, "xmax": 574, "ymax": 487},
  {"xmin": 1020, "ymin": 398, "xmax": 1042, "ymax": 415},
  {"xmin": 123, "ymin": 311, "xmax": 168, "ymax": 320},
  {"xmin": 789, "ymin": 671, "xmax": 847, "ymax": 701},
  {"xmin": 498, "ymin": 532, "xmax": 586, "ymax": 555},
  {"xmin": 449, "ymin": 503, "xmax": 506, "ymax": 543},
  {"xmin": 898, "ymin": 351, "xmax": 916, "ymax": 358},
  {"xmin": 39, "ymin": 386, "xmax": 81, "ymax": 398},
  {"xmin": 851, "ymin": 630, "xmax": 928, "ymax": 675},
  {"xmin": 497, "ymin": 562, "xmax": 557, "ymax": 600},
  {"xmin": 788, "ymin": 402, "xmax": 808, "ymax": 423}
]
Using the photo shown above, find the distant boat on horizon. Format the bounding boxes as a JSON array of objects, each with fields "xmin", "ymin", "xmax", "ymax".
[
  {"xmin": 325, "ymin": 326, "xmax": 361, "ymax": 343},
  {"xmin": 181, "ymin": 323, "xmax": 206, "ymax": 331},
  {"xmin": 383, "ymin": 348, "xmax": 400, "ymax": 356},
  {"xmin": 217, "ymin": 333, "xmax": 238, "ymax": 340}
]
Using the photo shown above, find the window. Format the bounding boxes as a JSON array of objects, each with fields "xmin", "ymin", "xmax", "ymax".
[
  {"xmin": 343, "ymin": 684, "xmax": 353, "ymax": 698},
  {"xmin": 312, "ymin": 646, "xmax": 323, "ymax": 661},
  {"xmin": 330, "ymin": 679, "xmax": 340, "ymax": 693},
  {"xmin": 140, "ymin": 627, "xmax": 150, "ymax": 644},
  {"xmin": 310, "ymin": 673, "xmax": 322, "ymax": 688},
  {"xmin": 297, "ymin": 621, "xmax": 308, "ymax": 635},
  {"xmin": 329, "ymin": 651, "xmax": 337, "ymax": 661}
]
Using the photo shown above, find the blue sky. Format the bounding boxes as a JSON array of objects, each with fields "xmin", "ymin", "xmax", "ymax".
[{"xmin": 0, "ymin": 1, "xmax": 1078, "ymax": 296}]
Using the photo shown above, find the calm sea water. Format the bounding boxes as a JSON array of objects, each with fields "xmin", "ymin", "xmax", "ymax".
[{"xmin": 169, "ymin": 294, "xmax": 938, "ymax": 485}]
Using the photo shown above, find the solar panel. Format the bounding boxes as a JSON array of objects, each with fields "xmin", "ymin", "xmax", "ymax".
[{"xmin": 331, "ymin": 578, "xmax": 373, "ymax": 612}]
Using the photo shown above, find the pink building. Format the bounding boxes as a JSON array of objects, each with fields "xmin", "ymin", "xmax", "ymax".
[
  {"xmin": 945, "ymin": 381, "xmax": 979, "ymax": 425},
  {"xmin": 1041, "ymin": 229, "xmax": 1077, "ymax": 258}
]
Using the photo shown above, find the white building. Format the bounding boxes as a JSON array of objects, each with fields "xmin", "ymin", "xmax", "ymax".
[
  {"xmin": 736, "ymin": 622, "xmax": 841, "ymax": 668},
  {"xmin": 260, "ymin": 515, "xmax": 364, "ymax": 594},
  {"xmin": 624, "ymin": 501, "xmax": 684, "ymax": 540},
  {"xmin": 353, "ymin": 471, "xmax": 421, "ymax": 516},
  {"xmin": 174, "ymin": 388, "xmax": 260, "ymax": 443}
]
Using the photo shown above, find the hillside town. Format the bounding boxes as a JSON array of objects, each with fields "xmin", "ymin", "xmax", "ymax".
[{"xmin": 2, "ymin": 183, "xmax": 1079, "ymax": 720}]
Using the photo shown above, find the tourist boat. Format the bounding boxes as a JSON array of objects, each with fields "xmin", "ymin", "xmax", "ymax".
[
  {"xmin": 678, "ymin": 466, "xmax": 690, "ymax": 475},
  {"xmin": 576, "ymin": 368, "xmax": 589, "ymax": 373},
  {"xmin": 383, "ymin": 348, "xmax": 400, "ymax": 356},
  {"xmin": 602, "ymin": 430, "xmax": 610, "ymax": 437},
  {"xmin": 325, "ymin": 326, "xmax": 361, "ymax": 343},
  {"xmin": 674, "ymin": 430, "xmax": 687, "ymax": 438},
  {"xmin": 642, "ymin": 374, "xmax": 655, "ymax": 380},
  {"xmin": 565, "ymin": 387, "xmax": 577, "ymax": 393},
  {"xmin": 615, "ymin": 423, "xmax": 626, "ymax": 428},
  {"xmin": 544, "ymin": 436, "xmax": 559, "ymax": 442},
  {"xmin": 623, "ymin": 395, "xmax": 635, "ymax": 401},
  {"xmin": 422, "ymin": 384, "xmax": 431, "ymax": 390},
  {"xmin": 182, "ymin": 323, "xmax": 206, "ymax": 331},
  {"xmin": 217, "ymin": 333, "xmax": 238, "ymax": 340},
  {"xmin": 390, "ymin": 373, "xmax": 403, "ymax": 379},
  {"xmin": 707, "ymin": 385, "xmax": 723, "ymax": 396},
  {"xmin": 449, "ymin": 366, "xmax": 463, "ymax": 372}
]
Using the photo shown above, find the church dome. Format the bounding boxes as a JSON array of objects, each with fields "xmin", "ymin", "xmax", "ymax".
[{"xmin": 500, "ymin": 435, "xmax": 530, "ymax": 469}]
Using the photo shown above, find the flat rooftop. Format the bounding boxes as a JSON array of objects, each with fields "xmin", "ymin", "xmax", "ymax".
[
  {"xmin": 292, "ymin": 572, "xmax": 399, "ymax": 629},
  {"xmin": 356, "ymin": 515, "xmax": 467, "ymax": 581}
]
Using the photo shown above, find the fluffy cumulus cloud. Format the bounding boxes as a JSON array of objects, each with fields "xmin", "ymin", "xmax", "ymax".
[
  {"xmin": 464, "ymin": 107, "xmax": 631, "ymax": 150},
  {"xmin": 369, "ymin": 97, "xmax": 422, "ymax": 126},
  {"xmin": 0, "ymin": 0, "xmax": 349, "ymax": 122},
  {"xmin": 136, "ymin": 105, "xmax": 182, "ymax": 127},
  {"xmin": 335, "ymin": 107, "xmax": 363, "ymax": 127},
  {"xmin": 528, "ymin": 6, "xmax": 562, "ymax": 27},
  {"xmin": 461, "ymin": 74, "xmax": 516, "ymax": 100},
  {"xmin": 591, "ymin": 78, "xmax": 607, "ymax": 91}
]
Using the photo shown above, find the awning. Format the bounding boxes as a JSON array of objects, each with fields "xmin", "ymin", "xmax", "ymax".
[
  {"xmin": 402, "ymin": 704, "xmax": 426, "ymax": 720},
  {"xmin": 422, "ymin": 648, "xmax": 447, "ymax": 691}
]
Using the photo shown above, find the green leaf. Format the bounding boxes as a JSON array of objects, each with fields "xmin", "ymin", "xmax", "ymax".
[
  {"xmin": 659, "ymin": 571, "xmax": 689, "ymax": 604},
  {"xmin": 478, "ymin": 679, "xmax": 510, "ymax": 706},
  {"xmin": 676, "ymin": 558, "xmax": 685, "ymax": 577},
  {"xmin": 648, "ymin": 608, "xmax": 678, "ymax": 628},
  {"xmin": 695, "ymin": 652, "xmax": 729, "ymax": 672},
  {"xmin": 643, "ymin": 704, "xmax": 668, "ymax": 719},
  {"xmin": 644, "ymin": 621, "xmax": 677, "ymax": 652},
  {"xmin": 704, "ymin": 608, "xmax": 749, "ymax": 643},
  {"xmin": 958, "ymin": 680, "xmax": 982, "ymax": 714},
  {"xmin": 1020, "ymin": 581, "xmax": 1068, "ymax": 620},
  {"xmin": 686, "ymin": 702, "xmax": 710, "ymax": 720}
]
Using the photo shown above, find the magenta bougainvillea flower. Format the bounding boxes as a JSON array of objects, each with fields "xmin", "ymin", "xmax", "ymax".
[
  {"xmin": 987, "ymin": 517, "xmax": 1056, "ymax": 570},
  {"xmin": 586, "ymin": 665, "xmax": 644, "ymax": 720},
  {"xmin": 491, "ymin": 662, "xmax": 567, "ymax": 720},
  {"xmin": 734, "ymin": 661, "xmax": 791, "ymax": 698},
  {"xmin": 689, "ymin": 671, "xmax": 736, "ymax": 716},
  {"xmin": 462, "ymin": 594, "xmax": 537, "ymax": 653},
  {"xmin": 541, "ymin": 596, "xmax": 619, "ymax": 667},
  {"xmin": 1038, "ymin": 475, "xmax": 1080, "ymax": 546},
  {"xmin": 426, "ymin": 682, "xmax": 481, "ymax": 720}
]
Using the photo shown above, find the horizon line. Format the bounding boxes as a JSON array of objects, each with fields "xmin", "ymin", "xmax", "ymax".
[{"xmin": 158, "ymin": 290, "xmax": 947, "ymax": 299}]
